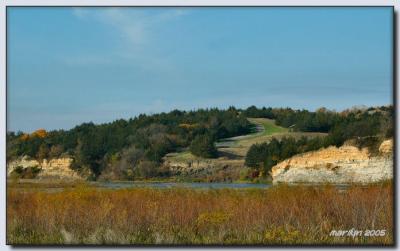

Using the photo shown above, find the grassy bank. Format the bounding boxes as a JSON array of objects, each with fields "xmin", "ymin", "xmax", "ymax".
[
  {"xmin": 7, "ymin": 182, "xmax": 393, "ymax": 245},
  {"xmin": 161, "ymin": 118, "xmax": 326, "ymax": 183},
  {"xmin": 247, "ymin": 118, "xmax": 288, "ymax": 136}
]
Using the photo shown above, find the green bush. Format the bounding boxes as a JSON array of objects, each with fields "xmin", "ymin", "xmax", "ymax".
[
  {"xmin": 11, "ymin": 165, "xmax": 41, "ymax": 179},
  {"xmin": 190, "ymin": 134, "xmax": 218, "ymax": 158}
]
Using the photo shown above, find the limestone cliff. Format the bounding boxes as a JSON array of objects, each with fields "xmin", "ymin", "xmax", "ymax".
[
  {"xmin": 7, "ymin": 156, "xmax": 84, "ymax": 180},
  {"xmin": 271, "ymin": 139, "xmax": 393, "ymax": 184},
  {"xmin": 162, "ymin": 152, "xmax": 244, "ymax": 181}
]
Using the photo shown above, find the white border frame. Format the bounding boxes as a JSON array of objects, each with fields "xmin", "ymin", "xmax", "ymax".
[{"xmin": 0, "ymin": 1, "xmax": 398, "ymax": 250}]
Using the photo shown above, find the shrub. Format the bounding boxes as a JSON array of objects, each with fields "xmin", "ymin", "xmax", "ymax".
[
  {"xmin": 11, "ymin": 165, "xmax": 41, "ymax": 179},
  {"xmin": 189, "ymin": 134, "xmax": 218, "ymax": 158},
  {"xmin": 135, "ymin": 161, "xmax": 159, "ymax": 179}
]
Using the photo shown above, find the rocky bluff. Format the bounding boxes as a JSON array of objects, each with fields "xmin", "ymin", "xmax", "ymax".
[
  {"xmin": 7, "ymin": 156, "xmax": 84, "ymax": 180},
  {"xmin": 271, "ymin": 139, "xmax": 393, "ymax": 184}
]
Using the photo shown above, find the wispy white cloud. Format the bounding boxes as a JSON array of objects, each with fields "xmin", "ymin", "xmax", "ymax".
[
  {"xmin": 67, "ymin": 7, "xmax": 189, "ymax": 75},
  {"xmin": 72, "ymin": 7, "xmax": 188, "ymax": 47},
  {"xmin": 71, "ymin": 8, "xmax": 89, "ymax": 18}
]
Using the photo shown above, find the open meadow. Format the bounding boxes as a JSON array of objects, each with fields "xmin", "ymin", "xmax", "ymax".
[{"xmin": 7, "ymin": 181, "xmax": 393, "ymax": 245}]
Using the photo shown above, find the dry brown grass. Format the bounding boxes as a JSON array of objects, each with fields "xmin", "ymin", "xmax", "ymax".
[{"xmin": 7, "ymin": 182, "xmax": 393, "ymax": 245}]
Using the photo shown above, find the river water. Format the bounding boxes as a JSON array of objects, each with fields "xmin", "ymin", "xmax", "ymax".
[
  {"xmin": 10, "ymin": 180, "xmax": 351, "ymax": 192},
  {"xmin": 93, "ymin": 182, "xmax": 272, "ymax": 190}
]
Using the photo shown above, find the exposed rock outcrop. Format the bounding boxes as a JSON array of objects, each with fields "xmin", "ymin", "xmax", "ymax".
[
  {"xmin": 162, "ymin": 153, "xmax": 244, "ymax": 181},
  {"xmin": 271, "ymin": 139, "xmax": 393, "ymax": 184},
  {"xmin": 164, "ymin": 158, "xmax": 217, "ymax": 173},
  {"xmin": 379, "ymin": 139, "xmax": 393, "ymax": 154},
  {"xmin": 7, "ymin": 156, "xmax": 84, "ymax": 180}
]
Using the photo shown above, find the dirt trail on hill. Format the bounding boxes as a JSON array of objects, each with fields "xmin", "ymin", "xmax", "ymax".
[
  {"xmin": 163, "ymin": 119, "xmax": 327, "ymax": 181},
  {"xmin": 216, "ymin": 118, "xmax": 325, "ymax": 158}
]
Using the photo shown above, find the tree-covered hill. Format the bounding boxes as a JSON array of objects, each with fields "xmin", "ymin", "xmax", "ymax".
[
  {"xmin": 7, "ymin": 107, "xmax": 251, "ymax": 179},
  {"xmin": 7, "ymin": 105, "xmax": 393, "ymax": 180},
  {"xmin": 244, "ymin": 105, "xmax": 393, "ymax": 175}
]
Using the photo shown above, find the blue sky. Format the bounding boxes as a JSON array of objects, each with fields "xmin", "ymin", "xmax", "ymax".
[{"xmin": 7, "ymin": 7, "xmax": 393, "ymax": 132}]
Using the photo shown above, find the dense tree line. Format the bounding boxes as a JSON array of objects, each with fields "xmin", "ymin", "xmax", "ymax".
[
  {"xmin": 245, "ymin": 106, "xmax": 393, "ymax": 174},
  {"xmin": 243, "ymin": 106, "xmax": 340, "ymax": 132},
  {"xmin": 7, "ymin": 108, "xmax": 251, "ymax": 180},
  {"xmin": 7, "ymin": 105, "xmax": 393, "ymax": 180},
  {"xmin": 245, "ymin": 137, "xmax": 325, "ymax": 172},
  {"xmin": 243, "ymin": 105, "xmax": 393, "ymax": 133}
]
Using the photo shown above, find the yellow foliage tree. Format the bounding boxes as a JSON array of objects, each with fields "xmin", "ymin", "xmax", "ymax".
[
  {"xmin": 20, "ymin": 133, "xmax": 30, "ymax": 141},
  {"xmin": 32, "ymin": 129, "xmax": 47, "ymax": 138},
  {"xmin": 179, "ymin": 123, "xmax": 198, "ymax": 130}
]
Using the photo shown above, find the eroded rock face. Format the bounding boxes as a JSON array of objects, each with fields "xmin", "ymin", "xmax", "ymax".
[
  {"xmin": 7, "ymin": 156, "xmax": 83, "ymax": 180},
  {"xmin": 271, "ymin": 139, "xmax": 393, "ymax": 184},
  {"xmin": 162, "ymin": 155, "xmax": 244, "ymax": 181},
  {"xmin": 164, "ymin": 159, "xmax": 216, "ymax": 173},
  {"xmin": 7, "ymin": 156, "xmax": 39, "ymax": 175},
  {"xmin": 379, "ymin": 139, "xmax": 393, "ymax": 154}
]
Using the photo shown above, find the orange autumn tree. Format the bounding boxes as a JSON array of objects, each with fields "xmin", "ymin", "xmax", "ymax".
[
  {"xmin": 31, "ymin": 129, "xmax": 47, "ymax": 138},
  {"xmin": 20, "ymin": 133, "xmax": 30, "ymax": 141},
  {"xmin": 179, "ymin": 123, "xmax": 199, "ymax": 130}
]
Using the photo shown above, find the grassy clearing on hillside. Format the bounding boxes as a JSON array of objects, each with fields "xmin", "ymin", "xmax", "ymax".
[
  {"xmin": 7, "ymin": 182, "xmax": 393, "ymax": 245},
  {"xmin": 163, "ymin": 118, "xmax": 327, "ymax": 181},
  {"xmin": 217, "ymin": 118, "xmax": 327, "ymax": 157},
  {"xmin": 164, "ymin": 151, "xmax": 200, "ymax": 162},
  {"xmin": 247, "ymin": 118, "xmax": 288, "ymax": 136},
  {"xmin": 168, "ymin": 118, "xmax": 326, "ymax": 161}
]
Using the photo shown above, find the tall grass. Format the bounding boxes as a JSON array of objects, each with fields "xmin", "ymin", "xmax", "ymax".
[{"xmin": 7, "ymin": 182, "xmax": 393, "ymax": 245}]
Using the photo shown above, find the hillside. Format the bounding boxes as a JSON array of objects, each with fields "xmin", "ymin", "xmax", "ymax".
[
  {"xmin": 271, "ymin": 139, "xmax": 393, "ymax": 183},
  {"xmin": 162, "ymin": 118, "xmax": 327, "ymax": 182},
  {"xmin": 6, "ymin": 105, "xmax": 393, "ymax": 182}
]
